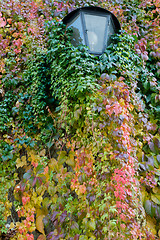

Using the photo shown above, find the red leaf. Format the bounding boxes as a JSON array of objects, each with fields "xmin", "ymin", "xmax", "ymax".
[{"xmin": 0, "ymin": 17, "xmax": 6, "ymax": 27}]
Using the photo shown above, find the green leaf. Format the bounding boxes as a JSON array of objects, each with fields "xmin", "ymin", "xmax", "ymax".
[
  {"xmin": 144, "ymin": 200, "xmax": 152, "ymax": 216},
  {"xmin": 23, "ymin": 170, "xmax": 32, "ymax": 180},
  {"xmin": 57, "ymin": 151, "xmax": 67, "ymax": 165},
  {"xmin": 109, "ymin": 219, "xmax": 117, "ymax": 228},
  {"xmin": 103, "ymin": 226, "xmax": 108, "ymax": 233},
  {"xmin": 88, "ymin": 219, "xmax": 96, "ymax": 231},
  {"xmin": 101, "ymin": 213, "xmax": 108, "ymax": 221},
  {"xmin": 71, "ymin": 222, "xmax": 79, "ymax": 232},
  {"xmin": 36, "ymin": 165, "xmax": 44, "ymax": 175},
  {"xmin": 154, "ymin": 158, "xmax": 159, "ymax": 168}
]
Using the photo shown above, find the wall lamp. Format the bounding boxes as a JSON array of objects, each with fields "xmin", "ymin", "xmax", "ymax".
[{"xmin": 63, "ymin": 6, "xmax": 121, "ymax": 56}]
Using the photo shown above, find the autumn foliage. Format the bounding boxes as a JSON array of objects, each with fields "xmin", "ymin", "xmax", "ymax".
[{"xmin": 0, "ymin": 0, "xmax": 160, "ymax": 240}]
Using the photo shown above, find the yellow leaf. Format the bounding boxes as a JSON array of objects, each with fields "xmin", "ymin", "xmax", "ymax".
[
  {"xmin": 36, "ymin": 185, "xmax": 46, "ymax": 196},
  {"xmin": 153, "ymin": 187, "xmax": 160, "ymax": 194},
  {"xmin": 6, "ymin": 10, "xmax": 11, "ymax": 15},
  {"xmin": 36, "ymin": 213, "xmax": 45, "ymax": 235},
  {"xmin": 89, "ymin": 237, "xmax": 96, "ymax": 240},
  {"xmin": 66, "ymin": 152, "xmax": 75, "ymax": 167},
  {"xmin": 49, "ymin": 158, "xmax": 58, "ymax": 171},
  {"xmin": 21, "ymin": 156, "xmax": 26, "ymax": 162},
  {"xmin": 140, "ymin": 187, "xmax": 148, "ymax": 202},
  {"xmin": 151, "ymin": 194, "xmax": 160, "ymax": 205},
  {"xmin": 23, "ymin": 143, "xmax": 27, "ymax": 148},
  {"xmin": 48, "ymin": 185, "xmax": 57, "ymax": 196},
  {"xmin": 42, "ymin": 197, "xmax": 50, "ymax": 211},
  {"xmin": 79, "ymin": 236, "xmax": 88, "ymax": 240},
  {"xmin": 37, "ymin": 208, "xmax": 47, "ymax": 218},
  {"xmin": 88, "ymin": 219, "xmax": 96, "ymax": 231},
  {"xmin": 51, "ymin": 194, "xmax": 58, "ymax": 204},
  {"xmin": 16, "ymin": 156, "xmax": 27, "ymax": 168},
  {"xmin": 119, "ymin": 98, "xmax": 125, "ymax": 106},
  {"xmin": 40, "ymin": 149, "xmax": 46, "ymax": 157},
  {"xmin": 29, "ymin": 225, "xmax": 36, "ymax": 232},
  {"xmin": 32, "ymin": 195, "xmax": 43, "ymax": 207},
  {"xmin": 146, "ymin": 215, "xmax": 157, "ymax": 235},
  {"xmin": 28, "ymin": 150, "xmax": 37, "ymax": 161},
  {"xmin": 10, "ymin": 222, "xmax": 15, "ymax": 229}
]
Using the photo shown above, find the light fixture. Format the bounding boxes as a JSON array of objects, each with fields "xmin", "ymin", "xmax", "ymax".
[{"xmin": 63, "ymin": 6, "xmax": 121, "ymax": 56}]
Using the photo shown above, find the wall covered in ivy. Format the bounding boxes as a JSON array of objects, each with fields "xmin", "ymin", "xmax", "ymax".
[{"xmin": 0, "ymin": 0, "xmax": 159, "ymax": 239}]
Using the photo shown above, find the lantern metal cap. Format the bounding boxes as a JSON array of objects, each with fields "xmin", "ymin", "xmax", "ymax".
[{"xmin": 63, "ymin": 6, "xmax": 121, "ymax": 31}]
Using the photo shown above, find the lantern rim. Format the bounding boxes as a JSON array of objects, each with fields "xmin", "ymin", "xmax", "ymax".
[{"xmin": 63, "ymin": 6, "xmax": 121, "ymax": 33}]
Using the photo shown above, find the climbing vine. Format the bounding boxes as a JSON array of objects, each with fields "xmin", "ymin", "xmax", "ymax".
[{"xmin": 0, "ymin": 0, "xmax": 159, "ymax": 239}]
